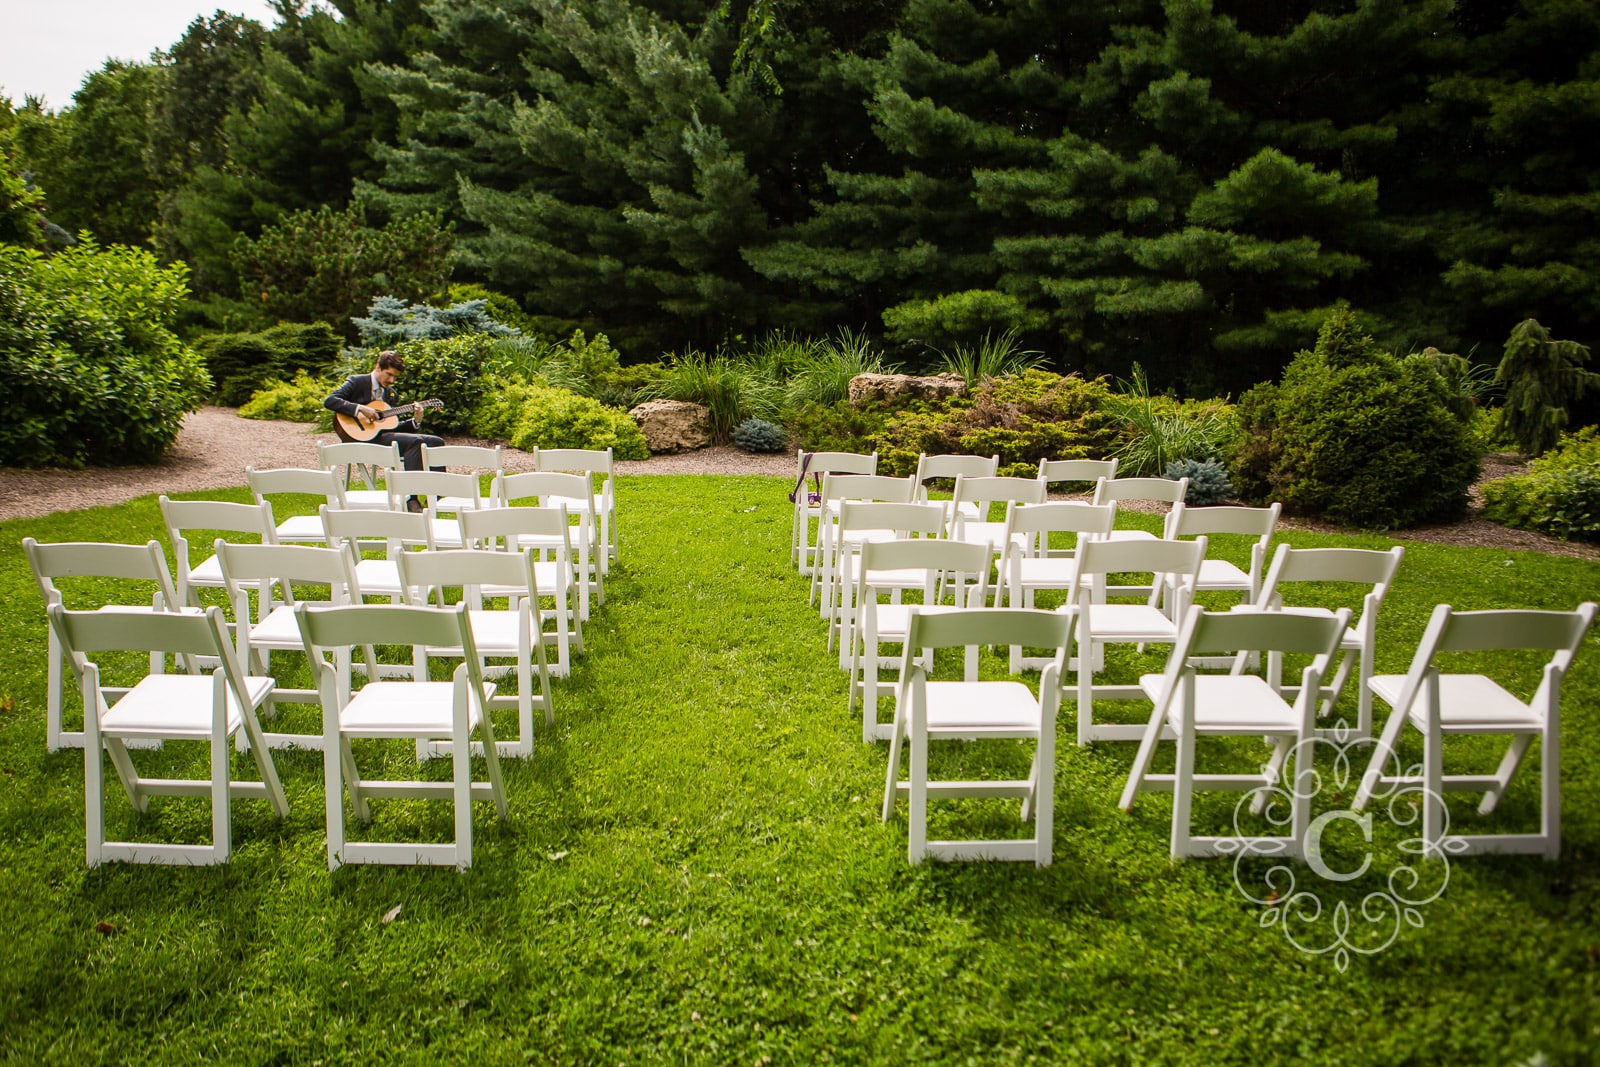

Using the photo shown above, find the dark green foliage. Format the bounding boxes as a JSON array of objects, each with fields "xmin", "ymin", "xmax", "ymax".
[
  {"xmin": 1482, "ymin": 428, "xmax": 1600, "ymax": 542},
  {"xmin": 230, "ymin": 200, "xmax": 455, "ymax": 337},
  {"xmin": 0, "ymin": 119, "xmax": 47, "ymax": 247},
  {"xmin": 733, "ymin": 417, "xmax": 787, "ymax": 453},
  {"xmin": 446, "ymin": 283, "xmax": 540, "ymax": 335},
  {"xmin": 469, "ymin": 379, "xmax": 648, "ymax": 459},
  {"xmin": 1495, "ymin": 318, "xmax": 1599, "ymax": 456},
  {"xmin": 785, "ymin": 400, "xmax": 893, "ymax": 457},
  {"xmin": 352, "ymin": 294, "xmax": 520, "ymax": 345},
  {"xmin": 0, "ymin": 238, "xmax": 207, "ymax": 466},
  {"xmin": 1229, "ymin": 311, "xmax": 1480, "ymax": 528},
  {"xmin": 652, "ymin": 350, "xmax": 783, "ymax": 443},
  {"xmin": 193, "ymin": 321, "xmax": 342, "ymax": 406},
  {"xmin": 1166, "ymin": 458, "xmax": 1234, "ymax": 506},
  {"xmin": 390, "ymin": 333, "xmax": 501, "ymax": 435}
]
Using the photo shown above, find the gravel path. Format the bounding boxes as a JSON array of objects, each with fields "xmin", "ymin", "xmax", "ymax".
[
  {"xmin": 0, "ymin": 406, "xmax": 791, "ymax": 522},
  {"xmin": 1, "ymin": 406, "xmax": 1594, "ymax": 560}
]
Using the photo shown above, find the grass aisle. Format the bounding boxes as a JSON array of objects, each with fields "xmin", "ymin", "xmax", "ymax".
[{"xmin": 1, "ymin": 477, "xmax": 1597, "ymax": 1063}]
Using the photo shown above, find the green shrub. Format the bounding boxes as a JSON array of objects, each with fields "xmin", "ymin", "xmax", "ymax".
[
  {"xmin": 389, "ymin": 333, "xmax": 502, "ymax": 435},
  {"xmin": 353, "ymin": 294, "xmax": 521, "ymax": 345},
  {"xmin": 1229, "ymin": 310, "xmax": 1480, "ymax": 528},
  {"xmin": 1494, "ymin": 318, "xmax": 1600, "ymax": 456},
  {"xmin": 238, "ymin": 371, "xmax": 337, "ymax": 427},
  {"xmin": 1105, "ymin": 364, "xmax": 1238, "ymax": 476},
  {"xmin": 782, "ymin": 328, "xmax": 895, "ymax": 409},
  {"xmin": 881, "ymin": 289, "xmax": 1049, "ymax": 351},
  {"xmin": 935, "ymin": 328, "xmax": 1047, "ymax": 387},
  {"xmin": 447, "ymin": 283, "xmax": 540, "ymax": 335},
  {"xmin": 470, "ymin": 379, "xmax": 648, "ymax": 459},
  {"xmin": 194, "ymin": 321, "xmax": 342, "ymax": 406},
  {"xmin": 1482, "ymin": 427, "xmax": 1600, "ymax": 542},
  {"xmin": 651, "ymin": 349, "xmax": 782, "ymax": 442},
  {"xmin": 733, "ymin": 417, "xmax": 787, "ymax": 453},
  {"xmin": 0, "ymin": 237, "xmax": 208, "ymax": 466},
  {"xmin": 785, "ymin": 400, "xmax": 893, "ymax": 456}
]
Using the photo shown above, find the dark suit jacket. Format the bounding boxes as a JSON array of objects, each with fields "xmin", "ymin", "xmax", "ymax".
[{"xmin": 324, "ymin": 373, "xmax": 419, "ymax": 434}]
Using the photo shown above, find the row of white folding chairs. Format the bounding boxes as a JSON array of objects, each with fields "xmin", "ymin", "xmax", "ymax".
[
  {"xmin": 43, "ymin": 591, "xmax": 532, "ymax": 871},
  {"xmin": 315, "ymin": 441, "xmax": 620, "ymax": 569}
]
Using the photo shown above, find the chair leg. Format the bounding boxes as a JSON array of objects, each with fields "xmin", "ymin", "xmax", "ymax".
[
  {"xmin": 881, "ymin": 720, "xmax": 905, "ymax": 822},
  {"xmin": 907, "ymin": 721, "xmax": 928, "ymax": 865},
  {"xmin": 1478, "ymin": 734, "xmax": 1532, "ymax": 815},
  {"xmin": 1423, "ymin": 726, "xmax": 1445, "ymax": 858},
  {"xmin": 1541, "ymin": 717, "xmax": 1560, "ymax": 860},
  {"xmin": 211, "ymin": 726, "xmax": 232, "ymax": 864},
  {"xmin": 1170, "ymin": 719, "xmax": 1197, "ymax": 860}
]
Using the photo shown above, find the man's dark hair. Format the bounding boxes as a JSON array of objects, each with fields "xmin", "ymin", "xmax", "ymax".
[{"xmin": 377, "ymin": 350, "xmax": 405, "ymax": 372}]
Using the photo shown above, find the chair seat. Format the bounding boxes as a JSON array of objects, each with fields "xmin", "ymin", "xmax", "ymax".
[
  {"xmin": 248, "ymin": 605, "xmax": 305, "ymax": 648},
  {"xmin": 100, "ymin": 674, "xmax": 275, "ymax": 738},
  {"xmin": 462, "ymin": 609, "xmax": 525, "ymax": 656},
  {"xmin": 275, "ymin": 516, "xmax": 326, "ymax": 543},
  {"xmin": 870, "ymin": 603, "xmax": 966, "ymax": 641},
  {"xmin": 951, "ymin": 522, "xmax": 1025, "ymax": 553},
  {"xmin": 1195, "ymin": 559, "xmax": 1251, "ymax": 589},
  {"xmin": 429, "ymin": 518, "xmax": 465, "ymax": 548},
  {"xmin": 340, "ymin": 680, "xmax": 495, "ymax": 736},
  {"xmin": 344, "ymin": 489, "xmax": 389, "ymax": 509},
  {"xmin": 187, "ymin": 555, "xmax": 225, "ymax": 588},
  {"xmin": 1138, "ymin": 673, "xmax": 1300, "ymax": 732},
  {"xmin": 923, "ymin": 680, "xmax": 1044, "ymax": 734},
  {"xmin": 1103, "ymin": 530, "xmax": 1159, "ymax": 542},
  {"xmin": 1079, "ymin": 603, "xmax": 1179, "ymax": 641},
  {"xmin": 1369, "ymin": 673, "xmax": 1544, "ymax": 730},
  {"xmin": 353, "ymin": 559, "xmax": 401, "ymax": 598}
]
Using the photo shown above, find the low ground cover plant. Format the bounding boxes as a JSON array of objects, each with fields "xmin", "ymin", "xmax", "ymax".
[{"xmin": 1482, "ymin": 427, "xmax": 1600, "ymax": 542}]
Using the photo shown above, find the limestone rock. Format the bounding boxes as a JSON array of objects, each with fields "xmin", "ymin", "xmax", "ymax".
[
  {"xmin": 628, "ymin": 399, "xmax": 713, "ymax": 453},
  {"xmin": 847, "ymin": 372, "xmax": 968, "ymax": 407}
]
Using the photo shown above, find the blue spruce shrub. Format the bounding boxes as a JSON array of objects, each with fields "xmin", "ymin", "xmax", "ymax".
[
  {"xmin": 1166, "ymin": 458, "xmax": 1233, "ymax": 505},
  {"xmin": 733, "ymin": 417, "xmax": 787, "ymax": 453}
]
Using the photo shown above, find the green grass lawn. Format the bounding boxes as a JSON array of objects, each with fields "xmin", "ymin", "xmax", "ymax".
[{"xmin": 2, "ymin": 477, "xmax": 1598, "ymax": 1064}]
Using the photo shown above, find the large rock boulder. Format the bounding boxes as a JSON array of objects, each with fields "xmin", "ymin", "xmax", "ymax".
[
  {"xmin": 847, "ymin": 372, "xmax": 968, "ymax": 407},
  {"xmin": 628, "ymin": 399, "xmax": 713, "ymax": 453}
]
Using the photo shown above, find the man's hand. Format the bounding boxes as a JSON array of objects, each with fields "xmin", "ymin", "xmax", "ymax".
[{"xmin": 355, "ymin": 404, "xmax": 379, "ymax": 427}]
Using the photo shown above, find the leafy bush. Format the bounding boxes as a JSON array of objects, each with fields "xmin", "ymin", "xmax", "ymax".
[
  {"xmin": 1481, "ymin": 428, "xmax": 1600, "ymax": 542},
  {"xmin": 469, "ymin": 379, "xmax": 648, "ymax": 459},
  {"xmin": 446, "ymin": 283, "xmax": 540, "ymax": 335},
  {"xmin": 386, "ymin": 333, "xmax": 503, "ymax": 435},
  {"xmin": 785, "ymin": 400, "xmax": 893, "ymax": 456},
  {"xmin": 651, "ymin": 349, "xmax": 782, "ymax": 442},
  {"xmin": 1105, "ymin": 364, "xmax": 1238, "ymax": 476},
  {"xmin": 194, "ymin": 321, "xmax": 342, "ymax": 406},
  {"xmin": 1494, "ymin": 318, "xmax": 1600, "ymax": 456},
  {"xmin": 353, "ymin": 295, "xmax": 520, "ymax": 346},
  {"xmin": 0, "ymin": 237, "xmax": 208, "ymax": 466},
  {"xmin": 1166, "ymin": 458, "xmax": 1234, "ymax": 505},
  {"xmin": 1229, "ymin": 310, "xmax": 1480, "ymax": 528},
  {"xmin": 733, "ymin": 417, "xmax": 787, "ymax": 453},
  {"xmin": 238, "ymin": 371, "xmax": 337, "ymax": 428},
  {"xmin": 881, "ymin": 289, "xmax": 1048, "ymax": 351}
]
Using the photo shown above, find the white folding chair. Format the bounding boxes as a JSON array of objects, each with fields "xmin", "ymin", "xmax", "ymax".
[
  {"xmin": 827, "ymin": 498, "xmax": 946, "ymax": 656},
  {"xmin": 1234, "ymin": 544, "xmax": 1405, "ymax": 738},
  {"xmin": 460, "ymin": 505, "xmax": 584, "ymax": 678},
  {"xmin": 536, "ymin": 447, "xmax": 618, "ymax": 570},
  {"xmin": 159, "ymin": 496, "xmax": 279, "ymax": 609},
  {"xmin": 810, "ymin": 472, "xmax": 918, "ymax": 611},
  {"xmin": 1038, "ymin": 457, "xmax": 1118, "ymax": 493},
  {"xmin": 881, "ymin": 607, "xmax": 1071, "ymax": 866},
  {"xmin": 1065, "ymin": 536, "xmax": 1207, "ymax": 745},
  {"xmin": 1091, "ymin": 475, "xmax": 1190, "ymax": 557},
  {"xmin": 318, "ymin": 440, "xmax": 405, "ymax": 509},
  {"xmin": 48, "ymin": 603, "xmax": 288, "ymax": 866},
  {"xmin": 914, "ymin": 452, "xmax": 998, "ymax": 524},
  {"xmin": 217, "ymin": 540, "xmax": 373, "ymax": 750},
  {"xmin": 997, "ymin": 501, "xmax": 1117, "ymax": 672},
  {"xmin": 247, "ymin": 466, "xmax": 348, "ymax": 544},
  {"xmin": 23, "ymin": 537, "xmax": 197, "ymax": 752},
  {"xmin": 320, "ymin": 504, "xmax": 439, "ymax": 609},
  {"xmin": 1118, "ymin": 606, "xmax": 1349, "ymax": 860},
  {"xmin": 1156, "ymin": 502, "xmax": 1280, "ymax": 619},
  {"xmin": 791, "ymin": 450, "xmax": 877, "ymax": 575},
  {"xmin": 849, "ymin": 537, "xmax": 991, "ymax": 743},
  {"xmin": 495, "ymin": 471, "xmax": 604, "ymax": 617},
  {"xmin": 420, "ymin": 443, "xmax": 505, "ymax": 514},
  {"xmin": 398, "ymin": 549, "xmax": 555, "ymax": 760},
  {"xmin": 1354, "ymin": 602, "xmax": 1596, "ymax": 859},
  {"xmin": 295, "ymin": 602, "xmax": 509, "ymax": 870}
]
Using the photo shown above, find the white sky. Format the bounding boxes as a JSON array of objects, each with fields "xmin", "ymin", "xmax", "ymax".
[{"xmin": 1, "ymin": 1, "xmax": 283, "ymax": 111}]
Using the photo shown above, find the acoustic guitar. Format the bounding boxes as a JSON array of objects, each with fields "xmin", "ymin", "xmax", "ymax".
[{"xmin": 333, "ymin": 398, "xmax": 445, "ymax": 443}]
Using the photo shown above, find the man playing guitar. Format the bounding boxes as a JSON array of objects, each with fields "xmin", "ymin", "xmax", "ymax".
[{"xmin": 323, "ymin": 350, "xmax": 444, "ymax": 512}]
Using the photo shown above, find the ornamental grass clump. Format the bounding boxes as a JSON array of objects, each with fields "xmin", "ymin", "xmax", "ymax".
[{"xmin": 1229, "ymin": 309, "xmax": 1480, "ymax": 528}]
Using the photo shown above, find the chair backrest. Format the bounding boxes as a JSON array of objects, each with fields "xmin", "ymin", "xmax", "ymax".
[
  {"xmin": 858, "ymin": 538, "xmax": 992, "ymax": 606},
  {"xmin": 820, "ymin": 472, "xmax": 917, "ymax": 506},
  {"xmin": 320, "ymin": 505, "xmax": 436, "ymax": 557},
  {"xmin": 217, "ymin": 540, "xmax": 361, "ymax": 609},
  {"xmin": 1153, "ymin": 604, "xmax": 1350, "ymax": 708},
  {"xmin": 23, "ymin": 538, "xmax": 182, "ymax": 611},
  {"xmin": 798, "ymin": 450, "xmax": 877, "ymax": 479},
  {"xmin": 1002, "ymin": 501, "xmax": 1117, "ymax": 541},
  {"xmin": 421, "ymin": 443, "xmax": 505, "ymax": 471},
  {"xmin": 318, "ymin": 441, "xmax": 404, "ymax": 471},
  {"xmin": 535, "ymin": 447, "xmax": 613, "ymax": 479},
  {"xmin": 1386, "ymin": 601, "xmax": 1596, "ymax": 712},
  {"xmin": 247, "ymin": 466, "xmax": 347, "ymax": 508},
  {"xmin": 397, "ymin": 548, "xmax": 540, "ymax": 606},
  {"xmin": 914, "ymin": 453, "xmax": 998, "ymax": 491},
  {"xmin": 459, "ymin": 503, "xmax": 574, "ymax": 554},
  {"xmin": 905, "ymin": 606, "xmax": 1071, "ymax": 664},
  {"xmin": 159, "ymin": 496, "xmax": 278, "ymax": 542},
  {"xmin": 1255, "ymin": 545, "xmax": 1404, "ymax": 627},
  {"xmin": 49, "ymin": 602, "xmax": 247, "ymax": 695},
  {"xmin": 949, "ymin": 474, "xmax": 1048, "ymax": 523},
  {"xmin": 1038, "ymin": 458, "xmax": 1118, "ymax": 487},
  {"xmin": 296, "ymin": 601, "xmax": 480, "ymax": 668},
  {"xmin": 1069, "ymin": 536, "xmax": 1207, "ymax": 611},
  {"xmin": 837, "ymin": 500, "xmax": 947, "ymax": 540},
  {"xmin": 1167, "ymin": 502, "xmax": 1280, "ymax": 540},
  {"xmin": 388, "ymin": 469, "xmax": 488, "ymax": 511},
  {"xmin": 1092, "ymin": 475, "xmax": 1188, "ymax": 507},
  {"xmin": 494, "ymin": 470, "xmax": 595, "ymax": 510}
]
